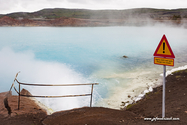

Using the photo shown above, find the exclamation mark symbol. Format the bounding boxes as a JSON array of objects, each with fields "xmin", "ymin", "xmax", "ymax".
[{"xmin": 163, "ymin": 42, "xmax": 165, "ymax": 53}]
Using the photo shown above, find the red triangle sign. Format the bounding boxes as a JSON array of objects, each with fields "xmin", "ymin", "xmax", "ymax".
[{"xmin": 153, "ymin": 35, "xmax": 175, "ymax": 58}]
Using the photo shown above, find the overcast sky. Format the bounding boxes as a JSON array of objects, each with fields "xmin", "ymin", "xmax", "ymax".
[{"xmin": 0, "ymin": 0, "xmax": 187, "ymax": 14}]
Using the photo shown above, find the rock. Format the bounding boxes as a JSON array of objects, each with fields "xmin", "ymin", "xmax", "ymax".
[
  {"xmin": 143, "ymin": 90, "xmax": 149, "ymax": 94},
  {"xmin": 123, "ymin": 55, "xmax": 128, "ymax": 58},
  {"xmin": 20, "ymin": 88, "xmax": 32, "ymax": 96},
  {"xmin": 4, "ymin": 97, "xmax": 11, "ymax": 115},
  {"xmin": 1, "ymin": 91, "xmax": 12, "ymax": 115},
  {"xmin": 0, "ymin": 91, "xmax": 47, "ymax": 124},
  {"xmin": 149, "ymin": 87, "xmax": 153, "ymax": 92}
]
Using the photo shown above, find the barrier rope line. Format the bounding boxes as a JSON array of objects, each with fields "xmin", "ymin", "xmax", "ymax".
[
  {"xmin": 9, "ymin": 72, "xmax": 99, "ymax": 110},
  {"xmin": 15, "ymin": 79, "xmax": 98, "ymax": 86}
]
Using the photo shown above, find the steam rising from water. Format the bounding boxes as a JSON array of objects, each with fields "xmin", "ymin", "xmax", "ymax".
[{"xmin": 0, "ymin": 47, "xmax": 99, "ymax": 111}]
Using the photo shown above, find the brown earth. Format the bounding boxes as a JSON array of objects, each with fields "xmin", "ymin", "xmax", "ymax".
[
  {"xmin": 126, "ymin": 69, "xmax": 187, "ymax": 124},
  {"xmin": 0, "ymin": 16, "xmax": 110, "ymax": 26},
  {"xmin": 0, "ymin": 16, "xmax": 186, "ymax": 27},
  {"xmin": 0, "ymin": 16, "xmax": 20, "ymax": 26},
  {"xmin": 0, "ymin": 92, "xmax": 47, "ymax": 125},
  {"xmin": 0, "ymin": 69, "xmax": 187, "ymax": 125}
]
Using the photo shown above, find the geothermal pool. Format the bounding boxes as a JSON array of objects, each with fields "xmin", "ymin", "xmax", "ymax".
[{"xmin": 0, "ymin": 25, "xmax": 187, "ymax": 111}]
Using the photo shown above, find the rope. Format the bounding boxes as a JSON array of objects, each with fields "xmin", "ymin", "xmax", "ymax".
[
  {"xmin": 9, "ymin": 72, "xmax": 99, "ymax": 110},
  {"xmin": 20, "ymin": 94, "xmax": 91, "ymax": 98},
  {"xmin": 16, "ymin": 79, "xmax": 99, "ymax": 86}
]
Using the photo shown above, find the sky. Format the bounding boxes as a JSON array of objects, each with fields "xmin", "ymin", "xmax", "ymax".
[{"xmin": 0, "ymin": 0, "xmax": 187, "ymax": 14}]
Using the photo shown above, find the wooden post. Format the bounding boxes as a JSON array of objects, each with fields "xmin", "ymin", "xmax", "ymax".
[
  {"xmin": 18, "ymin": 83, "xmax": 20, "ymax": 110},
  {"xmin": 90, "ymin": 84, "xmax": 94, "ymax": 107}
]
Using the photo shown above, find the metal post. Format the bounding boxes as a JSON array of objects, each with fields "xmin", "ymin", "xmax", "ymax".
[
  {"xmin": 18, "ymin": 83, "xmax": 20, "ymax": 110},
  {"xmin": 90, "ymin": 84, "xmax": 94, "ymax": 107},
  {"xmin": 162, "ymin": 65, "xmax": 166, "ymax": 118}
]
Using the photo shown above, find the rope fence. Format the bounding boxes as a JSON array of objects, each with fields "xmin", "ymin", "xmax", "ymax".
[{"xmin": 10, "ymin": 72, "xmax": 99, "ymax": 110}]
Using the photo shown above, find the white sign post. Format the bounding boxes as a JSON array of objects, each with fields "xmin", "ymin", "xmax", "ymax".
[{"xmin": 162, "ymin": 65, "xmax": 166, "ymax": 118}]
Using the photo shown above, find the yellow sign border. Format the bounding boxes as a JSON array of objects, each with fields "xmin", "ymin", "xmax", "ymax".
[{"xmin": 154, "ymin": 57, "xmax": 174, "ymax": 66}]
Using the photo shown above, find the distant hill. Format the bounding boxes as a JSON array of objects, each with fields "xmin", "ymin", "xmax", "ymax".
[
  {"xmin": 0, "ymin": 8, "xmax": 187, "ymax": 27},
  {"xmin": 0, "ymin": 14, "xmax": 3, "ymax": 18},
  {"xmin": 2, "ymin": 8, "xmax": 187, "ymax": 20}
]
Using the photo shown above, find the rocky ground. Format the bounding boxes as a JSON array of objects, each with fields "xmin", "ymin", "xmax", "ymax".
[
  {"xmin": 0, "ymin": 16, "xmax": 121, "ymax": 26},
  {"xmin": 0, "ymin": 16, "xmax": 187, "ymax": 27},
  {"xmin": 1, "ymin": 69, "xmax": 187, "ymax": 125}
]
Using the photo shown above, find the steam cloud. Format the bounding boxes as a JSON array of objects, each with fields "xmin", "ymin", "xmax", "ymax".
[{"xmin": 0, "ymin": 47, "xmax": 98, "ymax": 111}]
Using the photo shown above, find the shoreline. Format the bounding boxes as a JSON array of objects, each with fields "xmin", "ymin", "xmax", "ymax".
[
  {"xmin": 32, "ymin": 64, "xmax": 187, "ymax": 112},
  {"xmin": 22, "ymin": 65, "xmax": 187, "ymax": 112},
  {"xmin": 1, "ymin": 66, "xmax": 187, "ymax": 124},
  {"xmin": 98, "ymin": 64, "xmax": 187, "ymax": 110},
  {"xmin": 129, "ymin": 65, "xmax": 187, "ymax": 108}
]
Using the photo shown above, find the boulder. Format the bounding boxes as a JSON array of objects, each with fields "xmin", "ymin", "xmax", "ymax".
[
  {"xmin": 123, "ymin": 55, "xmax": 128, "ymax": 58},
  {"xmin": 20, "ymin": 88, "xmax": 32, "ymax": 96}
]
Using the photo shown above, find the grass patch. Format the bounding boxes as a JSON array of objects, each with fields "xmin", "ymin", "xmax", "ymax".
[
  {"xmin": 145, "ymin": 92, "xmax": 151, "ymax": 96},
  {"xmin": 144, "ymin": 92, "xmax": 152, "ymax": 99},
  {"xmin": 173, "ymin": 69, "xmax": 187, "ymax": 74},
  {"xmin": 176, "ymin": 75, "xmax": 181, "ymax": 78},
  {"xmin": 173, "ymin": 70, "xmax": 182, "ymax": 74},
  {"xmin": 126, "ymin": 103, "xmax": 137, "ymax": 109},
  {"xmin": 155, "ymin": 91, "xmax": 160, "ymax": 94}
]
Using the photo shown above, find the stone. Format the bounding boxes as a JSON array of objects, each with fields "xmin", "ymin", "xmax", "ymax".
[
  {"xmin": 20, "ymin": 88, "xmax": 32, "ymax": 96},
  {"xmin": 123, "ymin": 55, "xmax": 128, "ymax": 58}
]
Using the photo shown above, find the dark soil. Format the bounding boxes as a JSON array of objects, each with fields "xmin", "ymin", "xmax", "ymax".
[{"xmin": 126, "ymin": 69, "xmax": 187, "ymax": 124}]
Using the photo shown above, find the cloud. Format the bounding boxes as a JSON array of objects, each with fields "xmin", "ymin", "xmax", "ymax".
[
  {"xmin": 0, "ymin": 0, "xmax": 19, "ymax": 12},
  {"xmin": 0, "ymin": 0, "xmax": 187, "ymax": 14}
]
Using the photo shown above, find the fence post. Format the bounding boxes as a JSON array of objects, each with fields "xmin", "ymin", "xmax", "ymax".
[
  {"xmin": 18, "ymin": 83, "xmax": 20, "ymax": 110},
  {"xmin": 90, "ymin": 84, "xmax": 94, "ymax": 107}
]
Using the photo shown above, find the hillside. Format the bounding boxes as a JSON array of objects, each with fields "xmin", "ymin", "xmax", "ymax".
[
  {"xmin": 0, "ymin": 8, "xmax": 187, "ymax": 26},
  {"xmin": 3, "ymin": 8, "xmax": 187, "ymax": 19}
]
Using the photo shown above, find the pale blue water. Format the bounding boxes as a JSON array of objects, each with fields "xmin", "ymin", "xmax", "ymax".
[{"xmin": 0, "ymin": 26, "xmax": 187, "ymax": 111}]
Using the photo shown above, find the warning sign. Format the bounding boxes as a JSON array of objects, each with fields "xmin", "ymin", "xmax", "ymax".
[
  {"xmin": 153, "ymin": 34, "xmax": 176, "ymax": 117},
  {"xmin": 154, "ymin": 57, "xmax": 174, "ymax": 66},
  {"xmin": 153, "ymin": 35, "xmax": 175, "ymax": 58}
]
